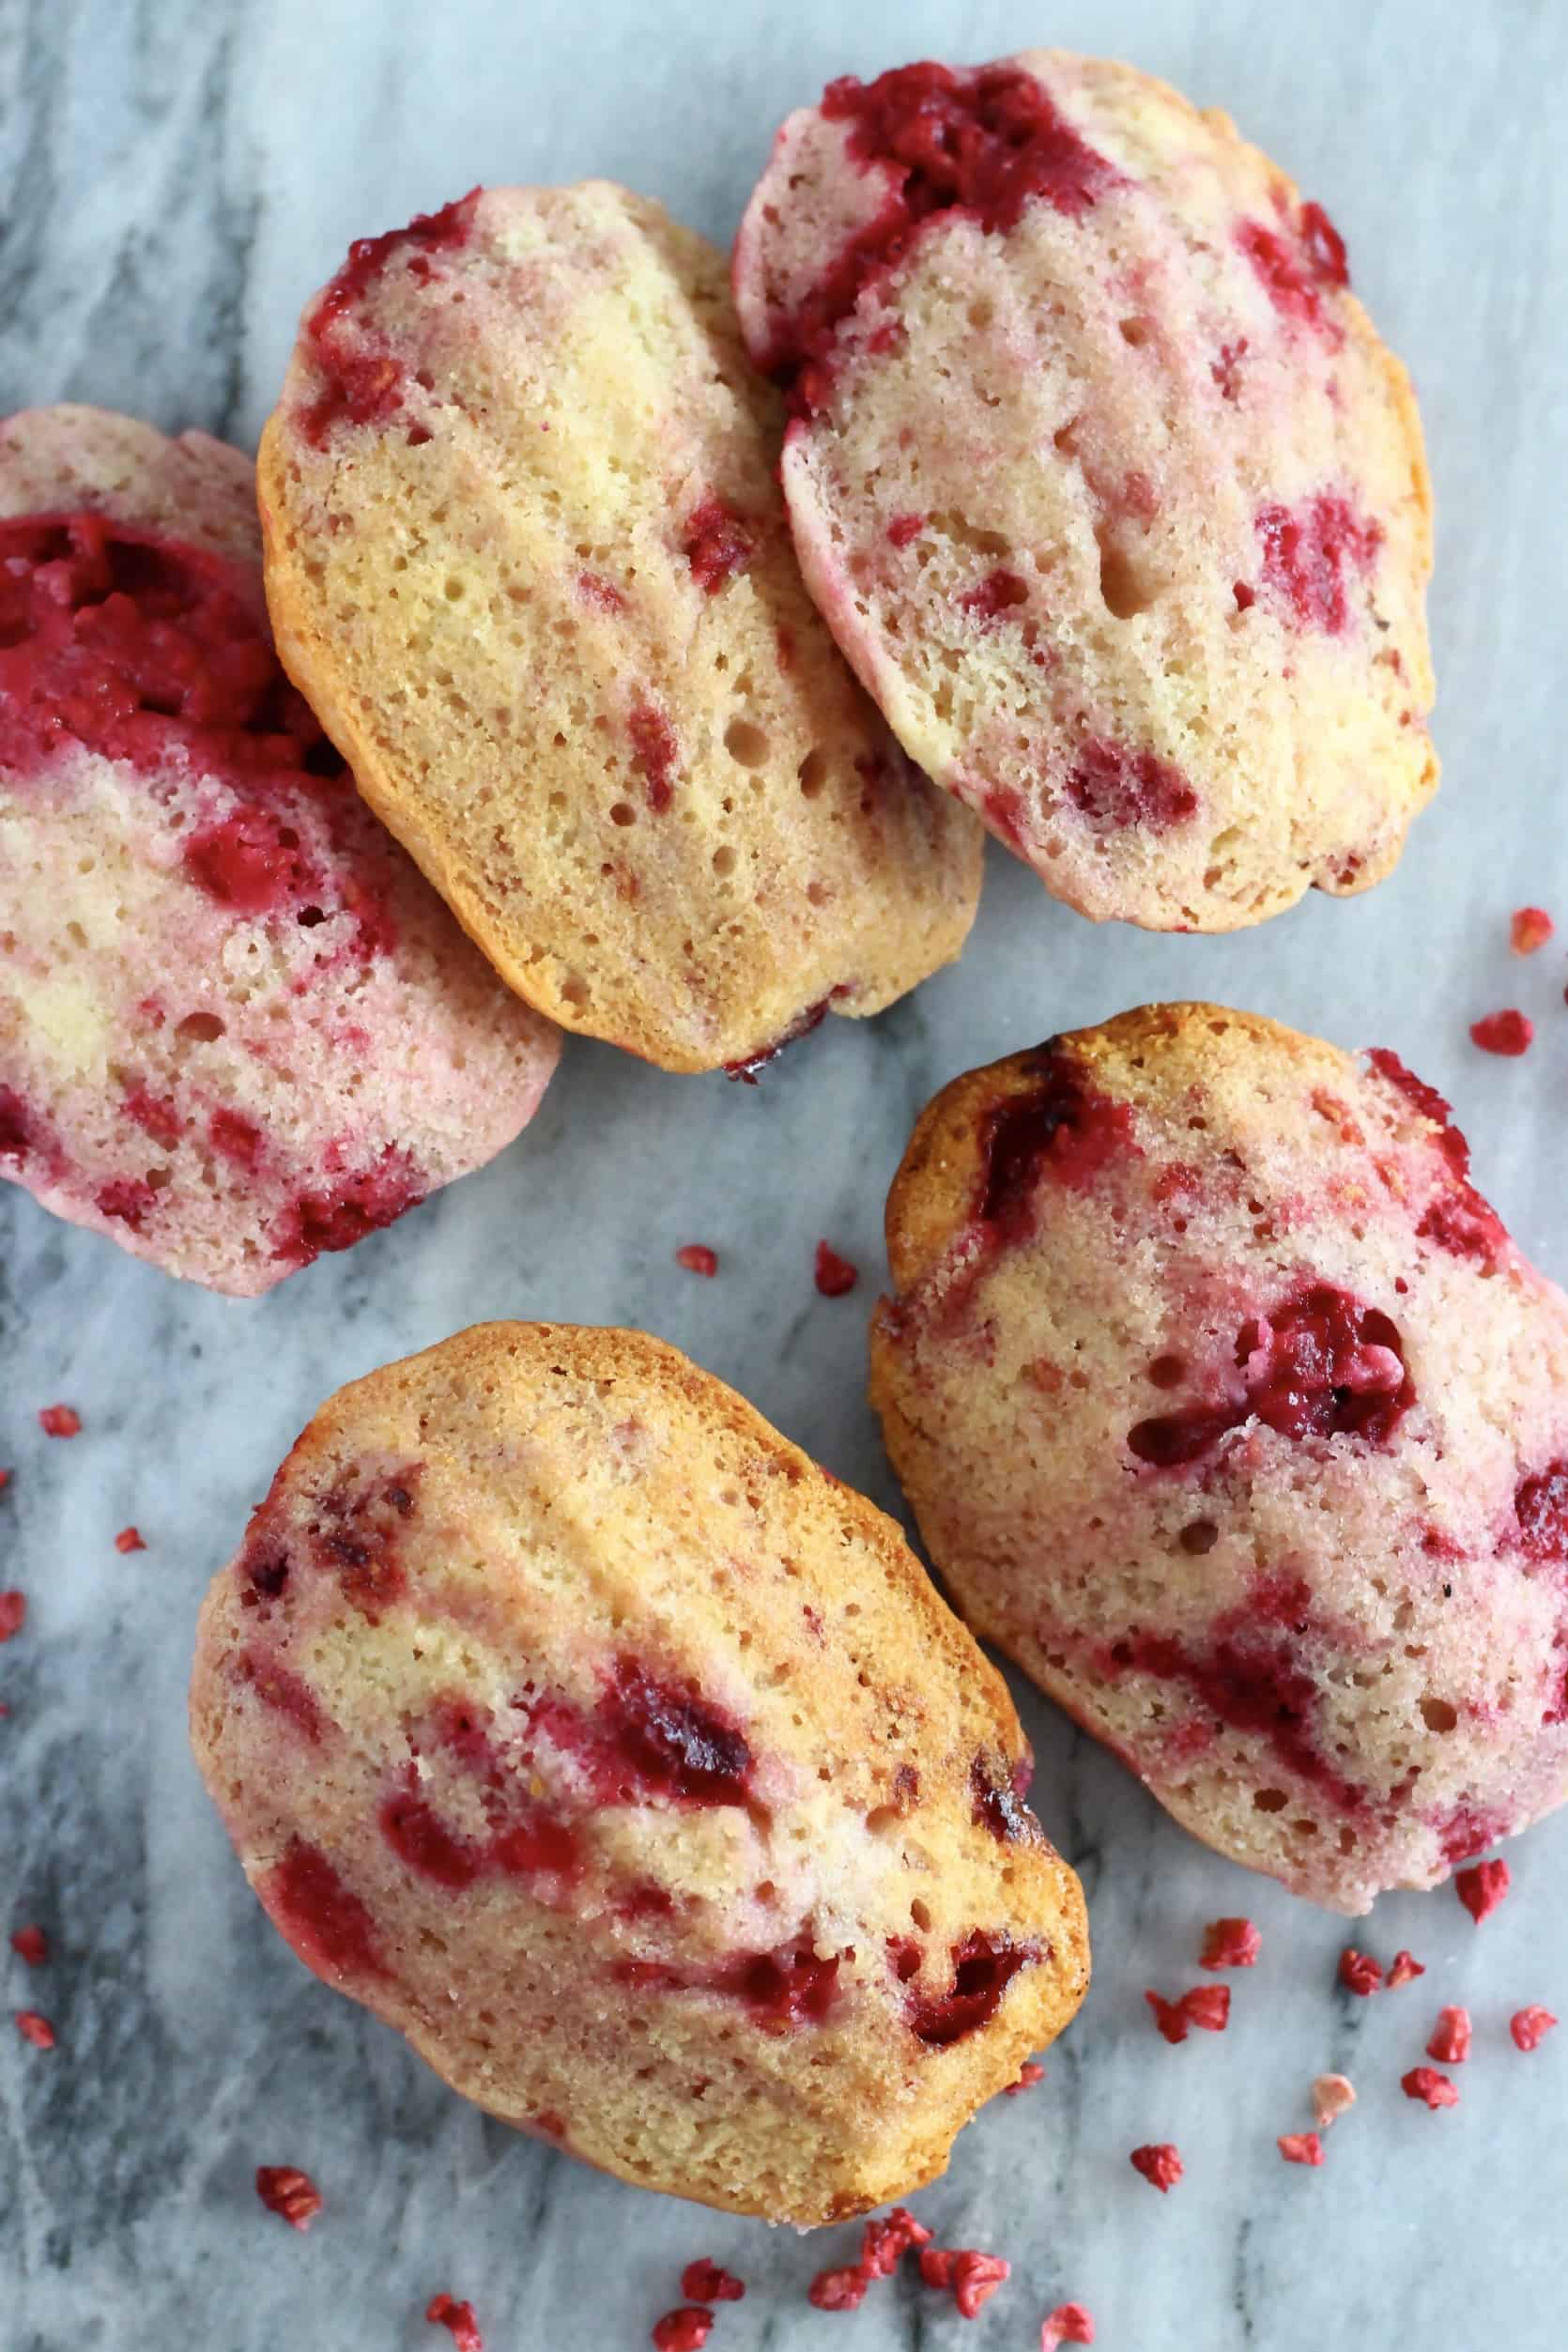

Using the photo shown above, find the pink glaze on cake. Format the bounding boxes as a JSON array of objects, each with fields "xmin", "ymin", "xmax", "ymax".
[{"xmin": 0, "ymin": 406, "xmax": 559, "ymax": 1293}]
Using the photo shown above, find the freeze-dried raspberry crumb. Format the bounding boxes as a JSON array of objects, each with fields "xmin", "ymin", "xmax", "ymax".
[
  {"xmin": 255, "ymin": 2165, "xmax": 323, "ymax": 2230},
  {"xmin": 1455, "ymin": 1858, "xmax": 1510, "ymax": 1924},
  {"xmin": 1180, "ymin": 1985, "xmax": 1230, "ymax": 2033},
  {"xmin": 1402, "ymin": 2066, "xmax": 1459, "ymax": 2110},
  {"xmin": 1511, "ymin": 2006, "xmax": 1558, "ymax": 2052},
  {"xmin": 1511, "ymin": 907, "xmax": 1554, "ymax": 956},
  {"xmin": 1006, "ymin": 2060, "xmax": 1045, "ymax": 2093},
  {"xmin": 814, "ymin": 1240, "xmax": 859, "ymax": 1297},
  {"xmin": 1130, "ymin": 2143, "xmax": 1183, "ymax": 2192},
  {"xmin": 0, "ymin": 1592, "xmax": 25, "ymax": 1642},
  {"xmin": 1277, "ymin": 2131, "xmax": 1324, "ymax": 2166},
  {"xmin": 1470, "ymin": 1009, "xmax": 1533, "ymax": 1056},
  {"xmin": 1385, "ymin": 1949, "xmax": 1425, "ymax": 1988},
  {"xmin": 1201, "ymin": 1916, "xmax": 1261, "ymax": 1969},
  {"xmin": 860, "ymin": 2206, "xmax": 931, "ymax": 2276},
  {"xmin": 918, "ymin": 2247, "xmax": 1010, "ymax": 2318},
  {"xmin": 651, "ymin": 2311, "xmax": 712, "ymax": 2351},
  {"xmin": 1312, "ymin": 2073, "xmax": 1356, "ymax": 2129},
  {"xmin": 0, "ymin": 1469, "xmax": 10, "ymax": 1491},
  {"xmin": 9, "ymin": 1926, "xmax": 47, "ymax": 1966},
  {"xmin": 38, "ymin": 1406, "xmax": 81, "ymax": 1437},
  {"xmin": 1427, "ymin": 2006, "xmax": 1472, "ymax": 2065},
  {"xmin": 1339, "ymin": 1947, "xmax": 1382, "ymax": 1995},
  {"xmin": 680, "ymin": 2260, "xmax": 745, "ymax": 2304},
  {"xmin": 807, "ymin": 2267, "xmax": 869, "ymax": 2311},
  {"xmin": 15, "ymin": 2009, "xmax": 54, "ymax": 2049},
  {"xmin": 426, "ymin": 2297, "xmax": 484, "ymax": 2352},
  {"xmin": 674, "ymin": 1245, "xmax": 718, "ymax": 1277},
  {"xmin": 1041, "ymin": 2306, "xmax": 1096, "ymax": 2349},
  {"xmin": 1145, "ymin": 1990, "xmax": 1189, "ymax": 2043},
  {"xmin": 114, "ymin": 1526, "xmax": 146, "ymax": 1555}
]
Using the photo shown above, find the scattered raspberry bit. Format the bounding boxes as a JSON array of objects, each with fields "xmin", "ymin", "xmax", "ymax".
[
  {"xmin": 1277, "ymin": 2131, "xmax": 1324, "ymax": 2166},
  {"xmin": 1510, "ymin": 2006, "xmax": 1558, "ymax": 2052},
  {"xmin": 1312, "ymin": 2073, "xmax": 1356, "ymax": 2129},
  {"xmin": 680, "ymin": 2261, "xmax": 745, "ymax": 2305},
  {"xmin": 1385, "ymin": 1949, "xmax": 1425, "ymax": 1988},
  {"xmin": 1455, "ymin": 1858, "xmax": 1510, "ymax": 1924},
  {"xmin": 918, "ymin": 2246, "xmax": 1010, "ymax": 2319},
  {"xmin": 651, "ymin": 2313, "xmax": 713, "ymax": 2352},
  {"xmin": 38, "ymin": 1406, "xmax": 81, "ymax": 1437},
  {"xmin": 1511, "ymin": 907, "xmax": 1554, "ymax": 956},
  {"xmin": 254, "ymin": 2165, "xmax": 323, "ymax": 2231},
  {"xmin": 114, "ymin": 1526, "xmax": 146, "ymax": 1555},
  {"xmin": 1145, "ymin": 1990, "xmax": 1189, "ymax": 2044},
  {"xmin": 1006, "ymin": 2060, "xmax": 1046, "ymax": 2094},
  {"xmin": 1427, "ymin": 2006, "xmax": 1472, "ymax": 2065},
  {"xmin": 1146, "ymin": 1986, "xmax": 1230, "ymax": 2041},
  {"xmin": 814, "ymin": 1240, "xmax": 858, "ymax": 1297},
  {"xmin": 0, "ymin": 1469, "xmax": 10, "ymax": 1491},
  {"xmin": 0, "ymin": 1593, "xmax": 25, "ymax": 1642},
  {"xmin": 1130, "ymin": 2143, "xmax": 1183, "ymax": 2192},
  {"xmin": 426, "ymin": 2297, "xmax": 484, "ymax": 2352},
  {"xmin": 15, "ymin": 2009, "xmax": 54, "ymax": 2049},
  {"xmin": 807, "ymin": 2267, "xmax": 869, "ymax": 2312},
  {"xmin": 9, "ymin": 1926, "xmax": 47, "ymax": 1966},
  {"xmin": 1470, "ymin": 1009, "xmax": 1533, "ymax": 1057},
  {"xmin": 1201, "ymin": 1916, "xmax": 1261, "ymax": 1969},
  {"xmin": 674, "ymin": 1245, "xmax": 718, "ymax": 1277},
  {"xmin": 860, "ymin": 2206, "xmax": 931, "ymax": 2276},
  {"xmin": 1041, "ymin": 2306, "xmax": 1096, "ymax": 2349},
  {"xmin": 1339, "ymin": 1947, "xmax": 1383, "ymax": 1996},
  {"xmin": 1401, "ymin": 2066, "xmax": 1459, "ymax": 2111}
]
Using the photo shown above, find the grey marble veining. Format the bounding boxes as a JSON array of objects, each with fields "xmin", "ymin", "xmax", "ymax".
[{"xmin": 3, "ymin": 0, "xmax": 1568, "ymax": 2345}]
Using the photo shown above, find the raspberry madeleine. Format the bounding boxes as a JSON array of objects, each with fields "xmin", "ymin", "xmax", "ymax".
[
  {"xmin": 0, "ymin": 407, "xmax": 558, "ymax": 1295},
  {"xmin": 190, "ymin": 1324, "xmax": 1088, "ymax": 2222},
  {"xmin": 870, "ymin": 1007, "xmax": 1568, "ymax": 1913},
  {"xmin": 258, "ymin": 183, "xmax": 982, "ymax": 1075},
  {"xmin": 734, "ymin": 54, "xmax": 1436, "ymax": 930}
]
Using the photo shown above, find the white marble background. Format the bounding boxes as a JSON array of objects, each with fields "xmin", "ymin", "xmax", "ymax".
[{"xmin": 2, "ymin": 1, "xmax": 1566, "ymax": 2345}]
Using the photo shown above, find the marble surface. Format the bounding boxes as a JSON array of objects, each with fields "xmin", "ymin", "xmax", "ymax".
[{"xmin": 3, "ymin": 0, "xmax": 1567, "ymax": 2344}]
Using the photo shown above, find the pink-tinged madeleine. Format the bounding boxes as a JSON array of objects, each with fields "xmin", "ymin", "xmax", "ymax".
[
  {"xmin": 190, "ymin": 1322, "xmax": 1088, "ymax": 2225},
  {"xmin": 870, "ymin": 1004, "xmax": 1568, "ymax": 1913},
  {"xmin": 734, "ymin": 52, "xmax": 1435, "ymax": 933},
  {"xmin": 0, "ymin": 406, "xmax": 559, "ymax": 1295},
  {"xmin": 257, "ymin": 182, "xmax": 981, "ymax": 1075}
]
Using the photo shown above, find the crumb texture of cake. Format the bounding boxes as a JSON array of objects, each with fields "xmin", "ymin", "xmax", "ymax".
[
  {"xmin": 257, "ymin": 183, "xmax": 983, "ymax": 1074},
  {"xmin": 189, "ymin": 1322, "xmax": 1088, "ymax": 2222},
  {"xmin": 869, "ymin": 1004, "xmax": 1568, "ymax": 1914},
  {"xmin": 733, "ymin": 53, "xmax": 1436, "ymax": 931},
  {"xmin": 0, "ymin": 405, "xmax": 559, "ymax": 1295}
]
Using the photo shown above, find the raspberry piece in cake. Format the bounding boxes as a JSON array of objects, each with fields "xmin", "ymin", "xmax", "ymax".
[
  {"xmin": 734, "ymin": 51, "xmax": 1435, "ymax": 933},
  {"xmin": 870, "ymin": 1004, "xmax": 1568, "ymax": 1912},
  {"xmin": 258, "ymin": 185, "xmax": 981, "ymax": 1074},
  {"xmin": 190, "ymin": 1322, "xmax": 1088, "ymax": 2225},
  {"xmin": 0, "ymin": 407, "xmax": 559, "ymax": 1294}
]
